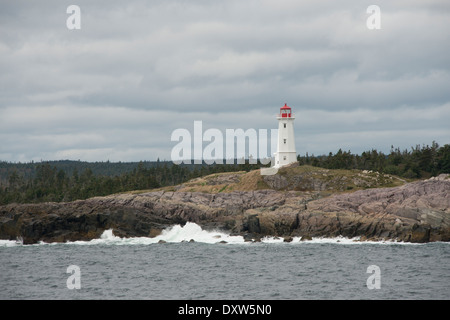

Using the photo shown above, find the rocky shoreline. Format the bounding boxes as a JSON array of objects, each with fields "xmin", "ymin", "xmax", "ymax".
[{"xmin": 1, "ymin": 171, "xmax": 449, "ymax": 244}]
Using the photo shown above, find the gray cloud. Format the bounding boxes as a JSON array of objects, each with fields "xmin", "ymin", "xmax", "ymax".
[{"xmin": 0, "ymin": 0, "xmax": 449, "ymax": 162}]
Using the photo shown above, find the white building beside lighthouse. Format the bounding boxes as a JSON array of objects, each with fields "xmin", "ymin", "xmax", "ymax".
[{"xmin": 274, "ymin": 103, "xmax": 297, "ymax": 168}]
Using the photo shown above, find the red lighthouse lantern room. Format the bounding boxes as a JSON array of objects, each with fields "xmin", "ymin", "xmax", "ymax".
[{"xmin": 279, "ymin": 103, "xmax": 292, "ymax": 118}]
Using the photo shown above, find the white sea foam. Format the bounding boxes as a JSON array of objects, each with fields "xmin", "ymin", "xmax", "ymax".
[
  {"xmin": 152, "ymin": 222, "xmax": 246, "ymax": 244},
  {"xmin": 259, "ymin": 234, "xmax": 409, "ymax": 245},
  {"xmin": 2, "ymin": 223, "xmax": 447, "ymax": 246},
  {"xmin": 0, "ymin": 237, "xmax": 23, "ymax": 247},
  {"xmin": 0, "ymin": 239, "xmax": 20, "ymax": 247},
  {"xmin": 62, "ymin": 222, "xmax": 247, "ymax": 246},
  {"xmin": 260, "ymin": 236, "xmax": 284, "ymax": 243},
  {"xmin": 78, "ymin": 225, "xmax": 423, "ymax": 246}
]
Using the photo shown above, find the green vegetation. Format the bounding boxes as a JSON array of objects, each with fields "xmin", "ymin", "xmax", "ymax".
[
  {"xmin": 0, "ymin": 142, "xmax": 448, "ymax": 205},
  {"xmin": 298, "ymin": 141, "xmax": 449, "ymax": 179},
  {"xmin": 275, "ymin": 165, "xmax": 405, "ymax": 193},
  {"xmin": 0, "ymin": 160, "xmax": 265, "ymax": 205}
]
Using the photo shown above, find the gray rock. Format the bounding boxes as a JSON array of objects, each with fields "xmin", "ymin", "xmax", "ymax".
[{"xmin": 0, "ymin": 175, "xmax": 449, "ymax": 244}]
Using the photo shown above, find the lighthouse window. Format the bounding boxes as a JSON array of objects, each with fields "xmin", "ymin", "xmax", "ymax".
[
  {"xmin": 284, "ymin": 139, "xmax": 286, "ymax": 144},
  {"xmin": 283, "ymin": 123, "xmax": 286, "ymax": 128}
]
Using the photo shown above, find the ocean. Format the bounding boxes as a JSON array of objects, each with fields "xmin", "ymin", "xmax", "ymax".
[{"xmin": 1, "ymin": 223, "xmax": 449, "ymax": 300}]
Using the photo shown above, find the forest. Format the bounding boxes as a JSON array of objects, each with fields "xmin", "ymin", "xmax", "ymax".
[{"xmin": 0, "ymin": 141, "xmax": 449, "ymax": 205}]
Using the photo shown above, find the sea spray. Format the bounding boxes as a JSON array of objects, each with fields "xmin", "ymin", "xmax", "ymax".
[
  {"xmin": 0, "ymin": 223, "xmax": 433, "ymax": 247},
  {"xmin": 65, "ymin": 222, "xmax": 248, "ymax": 246},
  {"xmin": 152, "ymin": 222, "xmax": 246, "ymax": 244},
  {"xmin": 83, "ymin": 224, "xmax": 409, "ymax": 246}
]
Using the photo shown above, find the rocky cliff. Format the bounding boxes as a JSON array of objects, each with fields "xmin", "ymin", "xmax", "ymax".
[{"xmin": 0, "ymin": 167, "xmax": 449, "ymax": 244}]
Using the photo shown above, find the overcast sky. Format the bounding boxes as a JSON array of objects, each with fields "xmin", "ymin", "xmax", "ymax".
[{"xmin": 1, "ymin": 0, "xmax": 449, "ymax": 163}]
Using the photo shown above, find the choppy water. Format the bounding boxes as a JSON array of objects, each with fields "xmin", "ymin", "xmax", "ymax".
[{"xmin": 1, "ymin": 223, "xmax": 449, "ymax": 300}]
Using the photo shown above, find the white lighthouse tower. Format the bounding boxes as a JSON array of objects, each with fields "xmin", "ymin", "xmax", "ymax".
[{"xmin": 274, "ymin": 103, "xmax": 297, "ymax": 168}]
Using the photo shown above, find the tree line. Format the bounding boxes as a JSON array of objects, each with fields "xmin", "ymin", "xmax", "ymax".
[
  {"xmin": 0, "ymin": 142, "xmax": 449, "ymax": 205},
  {"xmin": 0, "ymin": 161, "xmax": 263, "ymax": 205},
  {"xmin": 298, "ymin": 141, "xmax": 449, "ymax": 179}
]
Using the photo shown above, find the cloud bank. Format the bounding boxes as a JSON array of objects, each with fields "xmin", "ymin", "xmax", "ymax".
[{"xmin": 1, "ymin": 0, "xmax": 449, "ymax": 162}]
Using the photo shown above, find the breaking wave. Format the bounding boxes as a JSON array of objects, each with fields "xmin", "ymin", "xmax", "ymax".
[
  {"xmin": 2, "ymin": 223, "xmax": 445, "ymax": 247},
  {"xmin": 0, "ymin": 238, "xmax": 24, "ymax": 247},
  {"xmin": 77, "ymin": 222, "xmax": 247, "ymax": 245}
]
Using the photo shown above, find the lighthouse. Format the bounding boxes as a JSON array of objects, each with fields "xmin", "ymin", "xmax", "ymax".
[{"xmin": 274, "ymin": 103, "xmax": 297, "ymax": 168}]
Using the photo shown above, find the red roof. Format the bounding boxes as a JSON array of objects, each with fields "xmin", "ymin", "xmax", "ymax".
[{"xmin": 280, "ymin": 103, "xmax": 291, "ymax": 109}]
